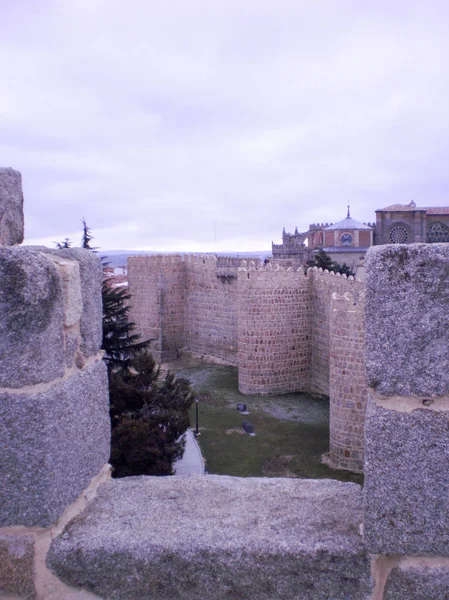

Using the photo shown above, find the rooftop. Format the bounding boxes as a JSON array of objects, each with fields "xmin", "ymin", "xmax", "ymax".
[{"xmin": 377, "ymin": 201, "xmax": 449, "ymax": 214}]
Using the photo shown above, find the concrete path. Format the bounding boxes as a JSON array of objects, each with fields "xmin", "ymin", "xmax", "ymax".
[{"xmin": 174, "ymin": 429, "xmax": 205, "ymax": 476}]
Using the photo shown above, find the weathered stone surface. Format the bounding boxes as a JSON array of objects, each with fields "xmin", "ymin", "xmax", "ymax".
[
  {"xmin": 384, "ymin": 564, "xmax": 449, "ymax": 599},
  {"xmin": 39, "ymin": 248, "xmax": 103, "ymax": 357},
  {"xmin": 0, "ymin": 247, "xmax": 65, "ymax": 388},
  {"xmin": 0, "ymin": 360, "xmax": 110, "ymax": 527},
  {"xmin": 0, "ymin": 533, "xmax": 36, "ymax": 598},
  {"xmin": 364, "ymin": 396, "xmax": 449, "ymax": 555},
  {"xmin": 0, "ymin": 167, "xmax": 24, "ymax": 246},
  {"xmin": 48, "ymin": 476, "xmax": 373, "ymax": 600},
  {"xmin": 64, "ymin": 331, "xmax": 80, "ymax": 369},
  {"xmin": 365, "ymin": 244, "xmax": 449, "ymax": 396},
  {"xmin": 46, "ymin": 254, "xmax": 82, "ymax": 327}
]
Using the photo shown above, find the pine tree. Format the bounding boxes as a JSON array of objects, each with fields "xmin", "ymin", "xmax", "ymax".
[
  {"xmin": 80, "ymin": 218, "xmax": 97, "ymax": 250},
  {"xmin": 314, "ymin": 249, "xmax": 333, "ymax": 270},
  {"xmin": 109, "ymin": 351, "xmax": 193, "ymax": 477},
  {"xmin": 55, "ymin": 238, "xmax": 72, "ymax": 248},
  {"xmin": 59, "ymin": 220, "xmax": 193, "ymax": 477},
  {"xmin": 102, "ymin": 281, "xmax": 151, "ymax": 370},
  {"xmin": 313, "ymin": 250, "xmax": 354, "ymax": 277}
]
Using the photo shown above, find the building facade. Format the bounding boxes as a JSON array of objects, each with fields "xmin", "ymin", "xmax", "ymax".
[
  {"xmin": 272, "ymin": 209, "xmax": 375, "ymax": 277},
  {"xmin": 375, "ymin": 200, "xmax": 449, "ymax": 244}
]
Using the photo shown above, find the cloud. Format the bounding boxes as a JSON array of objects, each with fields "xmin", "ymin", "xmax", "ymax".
[{"xmin": 1, "ymin": 0, "xmax": 449, "ymax": 251}]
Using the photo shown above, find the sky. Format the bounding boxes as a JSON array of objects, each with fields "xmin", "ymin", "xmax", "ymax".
[{"xmin": 1, "ymin": 1, "xmax": 449, "ymax": 252}]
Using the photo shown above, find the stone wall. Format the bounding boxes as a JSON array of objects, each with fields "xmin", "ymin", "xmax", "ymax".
[
  {"xmin": 128, "ymin": 255, "xmax": 186, "ymax": 362},
  {"xmin": 308, "ymin": 268, "xmax": 365, "ymax": 397},
  {"xmin": 0, "ymin": 248, "xmax": 109, "ymax": 528},
  {"xmin": 363, "ymin": 243, "xmax": 449, "ymax": 598},
  {"xmin": 0, "ymin": 168, "xmax": 111, "ymax": 598},
  {"xmin": 328, "ymin": 289, "xmax": 367, "ymax": 473},
  {"xmin": 2, "ymin": 169, "xmax": 449, "ymax": 598},
  {"xmin": 185, "ymin": 255, "xmax": 239, "ymax": 365},
  {"xmin": 238, "ymin": 262, "xmax": 311, "ymax": 394},
  {"xmin": 0, "ymin": 167, "xmax": 24, "ymax": 246},
  {"xmin": 128, "ymin": 257, "xmax": 368, "ymax": 470}
]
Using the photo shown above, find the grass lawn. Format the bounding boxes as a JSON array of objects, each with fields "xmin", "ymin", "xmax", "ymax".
[{"xmin": 169, "ymin": 356, "xmax": 363, "ymax": 486}]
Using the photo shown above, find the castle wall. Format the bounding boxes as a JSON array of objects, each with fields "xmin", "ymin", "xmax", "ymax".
[
  {"xmin": 308, "ymin": 269, "xmax": 332, "ymax": 396},
  {"xmin": 128, "ymin": 255, "xmax": 186, "ymax": 362},
  {"xmin": 185, "ymin": 255, "xmax": 239, "ymax": 365},
  {"xmin": 237, "ymin": 263, "xmax": 311, "ymax": 394},
  {"xmin": 329, "ymin": 289, "xmax": 367, "ymax": 473},
  {"xmin": 128, "ymin": 257, "xmax": 369, "ymax": 472},
  {"xmin": 0, "ymin": 245, "xmax": 110, "ymax": 529},
  {"xmin": 4, "ymin": 168, "xmax": 449, "ymax": 598}
]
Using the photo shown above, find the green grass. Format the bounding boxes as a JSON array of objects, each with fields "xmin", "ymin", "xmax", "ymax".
[{"xmin": 171, "ymin": 358, "xmax": 363, "ymax": 485}]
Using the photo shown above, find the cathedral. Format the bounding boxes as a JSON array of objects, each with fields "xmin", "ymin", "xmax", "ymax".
[
  {"xmin": 375, "ymin": 200, "xmax": 449, "ymax": 244},
  {"xmin": 273, "ymin": 201, "xmax": 449, "ymax": 270},
  {"xmin": 272, "ymin": 208, "xmax": 374, "ymax": 276}
]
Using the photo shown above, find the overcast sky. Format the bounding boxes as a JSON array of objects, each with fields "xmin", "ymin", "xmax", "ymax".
[{"xmin": 2, "ymin": 1, "xmax": 449, "ymax": 252}]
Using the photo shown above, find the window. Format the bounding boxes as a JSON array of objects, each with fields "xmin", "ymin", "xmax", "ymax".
[
  {"xmin": 389, "ymin": 225, "xmax": 409, "ymax": 244},
  {"xmin": 427, "ymin": 222, "xmax": 449, "ymax": 243}
]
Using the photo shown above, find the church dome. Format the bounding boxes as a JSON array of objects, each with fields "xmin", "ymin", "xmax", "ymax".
[{"xmin": 324, "ymin": 209, "xmax": 372, "ymax": 231}]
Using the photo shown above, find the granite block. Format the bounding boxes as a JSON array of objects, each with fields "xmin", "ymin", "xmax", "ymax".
[
  {"xmin": 365, "ymin": 244, "xmax": 449, "ymax": 396},
  {"xmin": 0, "ymin": 167, "xmax": 24, "ymax": 246},
  {"xmin": 384, "ymin": 564, "xmax": 449, "ymax": 599},
  {"xmin": 0, "ymin": 533, "xmax": 36, "ymax": 598},
  {"xmin": 0, "ymin": 361, "xmax": 110, "ymax": 527},
  {"xmin": 0, "ymin": 247, "xmax": 65, "ymax": 387},
  {"xmin": 48, "ymin": 476, "xmax": 373, "ymax": 600},
  {"xmin": 364, "ymin": 395, "xmax": 449, "ymax": 555}
]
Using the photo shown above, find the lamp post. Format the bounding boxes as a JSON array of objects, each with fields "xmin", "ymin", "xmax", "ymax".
[{"xmin": 195, "ymin": 396, "xmax": 199, "ymax": 437}]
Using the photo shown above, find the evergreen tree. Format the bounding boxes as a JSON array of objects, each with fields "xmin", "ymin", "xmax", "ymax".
[
  {"xmin": 109, "ymin": 350, "xmax": 193, "ymax": 477},
  {"xmin": 81, "ymin": 218, "xmax": 97, "ymax": 250},
  {"xmin": 314, "ymin": 249, "xmax": 333, "ymax": 270},
  {"xmin": 102, "ymin": 280, "xmax": 151, "ymax": 370},
  {"xmin": 313, "ymin": 250, "xmax": 354, "ymax": 277},
  {"xmin": 55, "ymin": 238, "xmax": 72, "ymax": 249},
  {"xmin": 57, "ymin": 220, "xmax": 193, "ymax": 477}
]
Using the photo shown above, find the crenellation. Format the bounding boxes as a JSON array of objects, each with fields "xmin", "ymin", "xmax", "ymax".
[{"xmin": 2, "ymin": 168, "xmax": 449, "ymax": 598}]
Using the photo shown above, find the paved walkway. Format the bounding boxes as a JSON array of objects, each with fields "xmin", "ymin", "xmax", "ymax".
[{"xmin": 174, "ymin": 429, "xmax": 205, "ymax": 476}]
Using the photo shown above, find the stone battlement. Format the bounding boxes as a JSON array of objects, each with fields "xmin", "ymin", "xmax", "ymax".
[{"xmin": 2, "ymin": 169, "xmax": 448, "ymax": 599}]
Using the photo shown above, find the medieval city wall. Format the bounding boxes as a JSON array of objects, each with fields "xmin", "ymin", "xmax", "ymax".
[
  {"xmin": 185, "ymin": 255, "xmax": 239, "ymax": 365},
  {"xmin": 128, "ymin": 257, "xmax": 369, "ymax": 471},
  {"xmin": 2, "ymin": 170, "xmax": 449, "ymax": 599},
  {"xmin": 237, "ymin": 262, "xmax": 312, "ymax": 394},
  {"xmin": 308, "ymin": 267, "xmax": 365, "ymax": 397},
  {"xmin": 128, "ymin": 255, "xmax": 186, "ymax": 362},
  {"xmin": 328, "ymin": 289, "xmax": 367, "ymax": 473}
]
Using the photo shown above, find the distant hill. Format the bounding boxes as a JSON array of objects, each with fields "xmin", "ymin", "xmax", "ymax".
[{"xmin": 102, "ymin": 250, "xmax": 272, "ymax": 268}]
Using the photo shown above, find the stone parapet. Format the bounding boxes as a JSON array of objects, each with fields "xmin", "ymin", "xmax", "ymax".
[
  {"xmin": 364, "ymin": 395, "xmax": 449, "ymax": 556},
  {"xmin": 365, "ymin": 243, "xmax": 449, "ymax": 397},
  {"xmin": 47, "ymin": 476, "xmax": 373, "ymax": 600},
  {"xmin": 0, "ymin": 246, "xmax": 110, "ymax": 528},
  {"xmin": 383, "ymin": 560, "xmax": 449, "ymax": 599},
  {"xmin": 363, "ymin": 243, "xmax": 449, "ymax": 595},
  {"xmin": 0, "ymin": 247, "xmax": 65, "ymax": 388},
  {"xmin": 0, "ymin": 167, "xmax": 24, "ymax": 246},
  {"xmin": 1, "ymin": 360, "xmax": 110, "ymax": 527}
]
